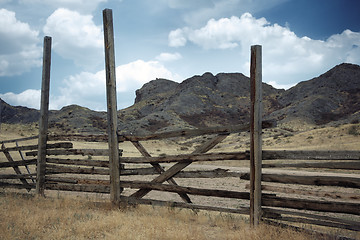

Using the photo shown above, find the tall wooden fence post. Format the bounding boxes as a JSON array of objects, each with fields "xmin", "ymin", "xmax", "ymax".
[
  {"xmin": 103, "ymin": 8, "xmax": 121, "ymax": 205},
  {"xmin": 36, "ymin": 36, "xmax": 52, "ymax": 196},
  {"xmin": 249, "ymin": 45, "xmax": 263, "ymax": 226}
]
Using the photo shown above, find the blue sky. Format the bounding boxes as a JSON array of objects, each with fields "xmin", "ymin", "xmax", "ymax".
[{"xmin": 0, "ymin": 0, "xmax": 359, "ymax": 110}]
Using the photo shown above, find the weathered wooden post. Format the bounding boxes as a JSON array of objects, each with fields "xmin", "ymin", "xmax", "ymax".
[
  {"xmin": 36, "ymin": 36, "xmax": 52, "ymax": 196},
  {"xmin": 249, "ymin": 45, "xmax": 262, "ymax": 226},
  {"xmin": 103, "ymin": 8, "xmax": 121, "ymax": 205}
]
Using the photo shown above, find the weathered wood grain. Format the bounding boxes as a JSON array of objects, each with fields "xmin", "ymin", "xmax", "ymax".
[
  {"xmin": 245, "ymin": 184, "xmax": 360, "ymax": 201},
  {"xmin": 262, "ymin": 195, "xmax": 360, "ymax": 215},
  {"xmin": 122, "ymin": 180, "xmax": 251, "ymax": 200},
  {"xmin": 130, "ymin": 134, "xmax": 228, "ymax": 199},
  {"xmin": 46, "ymin": 158, "xmax": 109, "ymax": 167},
  {"xmin": 1, "ymin": 142, "xmax": 72, "ymax": 152},
  {"xmin": 1, "ymin": 143, "xmax": 32, "ymax": 191},
  {"xmin": 263, "ymin": 150, "xmax": 360, "ymax": 160},
  {"xmin": 121, "ymin": 152, "xmax": 247, "ymax": 164},
  {"xmin": 131, "ymin": 140, "xmax": 192, "ymax": 203},
  {"xmin": 240, "ymin": 172, "xmax": 360, "ymax": 188},
  {"xmin": 262, "ymin": 161, "xmax": 360, "ymax": 170},
  {"xmin": 46, "ymin": 183, "xmax": 110, "ymax": 193},
  {"xmin": 121, "ymin": 196, "xmax": 250, "ymax": 215},
  {"xmin": 262, "ymin": 207, "xmax": 360, "ymax": 231},
  {"xmin": 0, "ymin": 159, "xmax": 37, "ymax": 168},
  {"xmin": 46, "ymin": 164, "xmax": 109, "ymax": 175}
]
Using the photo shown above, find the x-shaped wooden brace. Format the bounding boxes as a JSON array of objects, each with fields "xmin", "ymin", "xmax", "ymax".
[
  {"xmin": 1, "ymin": 143, "xmax": 32, "ymax": 191},
  {"xmin": 129, "ymin": 133, "xmax": 229, "ymax": 201}
]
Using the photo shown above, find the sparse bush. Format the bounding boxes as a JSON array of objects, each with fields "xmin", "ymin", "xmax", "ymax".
[
  {"xmin": 347, "ymin": 125, "xmax": 359, "ymax": 136},
  {"xmin": 180, "ymin": 146, "xmax": 189, "ymax": 151}
]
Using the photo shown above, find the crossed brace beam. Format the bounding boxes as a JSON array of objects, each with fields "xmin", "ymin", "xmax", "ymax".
[
  {"xmin": 1, "ymin": 143, "xmax": 33, "ymax": 191},
  {"xmin": 127, "ymin": 133, "xmax": 229, "ymax": 202}
]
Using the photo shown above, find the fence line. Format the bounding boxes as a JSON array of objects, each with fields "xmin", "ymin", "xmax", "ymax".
[{"xmin": 1, "ymin": 133, "xmax": 360, "ymax": 233}]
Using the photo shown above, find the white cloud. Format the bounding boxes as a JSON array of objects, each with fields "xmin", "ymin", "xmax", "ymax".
[
  {"xmin": 161, "ymin": 0, "xmax": 288, "ymax": 27},
  {"xmin": 169, "ymin": 13, "xmax": 360, "ymax": 87},
  {"xmin": 169, "ymin": 28, "xmax": 188, "ymax": 47},
  {"xmin": 43, "ymin": 8, "xmax": 103, "ymax": 69},
  {"xmin": 155, "ymin": 52, "xmax": 182, "ymax": 62},
  {"xmin": 54, "ymin": 59, "xmax": 181, "ymax": 110},
  {"xmin": 20, "ymin": 0, "xmax": 106, "ymax": 13},
  {"xmin": 0, "ymin": 9, "xmax": 41, "ymax": 76},
  {"xmin": 0, "ymin": 89, "xmax": 41, "ymax": 109},
  {"xmin": 116, "ymin": 60, "xmax": 181, "ymax": 92}
]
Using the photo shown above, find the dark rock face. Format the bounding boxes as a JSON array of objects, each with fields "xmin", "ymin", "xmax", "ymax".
[
  {"xmin": 1, "ymin": 63, "xmax": 359, "ymax": 134},
  {"xmin": 269, "ymin": 63, "xmax": 360, "ymax": 125},
  {"xmin": 0, "ymin": 98, "xmax": 39, "ymax": 124}
]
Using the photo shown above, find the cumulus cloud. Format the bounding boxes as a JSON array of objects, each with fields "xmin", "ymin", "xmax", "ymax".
[
  {"xmin": 43, "ymin": 8, "xmax": 103, "ymax": 69},
  {"xmin": 0, "ymin": 89, "xmax": 41, "ymax": 109},
  {"xmin": 155, "ymin": 52, "xmax": 182, "ymax": 62},
  {"xmin": 0, "ymin": 9, "xmax": 41, "ymax": 76},
  {"xmin": 168, "ymin": 13, "xmax": 360, "ymax": 86},
  {"xmin": 54, "ymin": 59, "xmax": 181, "ymax": 110},
  {"xmin": 161, "ymin": 0, "xmax": 287, "ymax": 27},
  {"xmin": 20, "ymin": 0, "xmax": 106, "ymax": 13}
]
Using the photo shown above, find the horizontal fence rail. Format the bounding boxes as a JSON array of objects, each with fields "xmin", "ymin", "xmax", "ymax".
[{"xmin": 1, "ymin": 131, "xmax": 360, "ymax": 235}]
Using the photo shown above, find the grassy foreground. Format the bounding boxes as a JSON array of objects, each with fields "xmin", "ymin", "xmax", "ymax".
[{"xmin": 0, "ymin": 191, "xmax": 314, "ymax": 240}]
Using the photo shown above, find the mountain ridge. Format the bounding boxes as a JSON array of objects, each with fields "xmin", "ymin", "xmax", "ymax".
[{"xmin": 0, "ymin": 63, "xmax": 359, "ymax": 134}]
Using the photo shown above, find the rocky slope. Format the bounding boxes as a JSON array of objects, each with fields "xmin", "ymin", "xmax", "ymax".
[{"xmin": 0, "ymin": 63, "xmax": 359, "ymax": 134}]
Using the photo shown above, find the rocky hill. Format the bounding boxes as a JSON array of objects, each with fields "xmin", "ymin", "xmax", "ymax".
[{"xmin": 0, "ymin": 63, "xmax": 359, "ymax": 134}]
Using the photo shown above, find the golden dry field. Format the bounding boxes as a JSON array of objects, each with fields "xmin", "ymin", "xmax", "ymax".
[{"xmin": 1, "ymin": 122, "xmax": 359, "ymax": 239}]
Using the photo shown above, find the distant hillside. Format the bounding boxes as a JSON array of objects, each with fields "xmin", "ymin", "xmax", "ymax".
[
  {"xmin": 268, "ymin": 63, "xmax": 360, "ymax": 126},
  {"xmin": 0, "ymin": 63, "xmax": 359, "ymax": 134}
]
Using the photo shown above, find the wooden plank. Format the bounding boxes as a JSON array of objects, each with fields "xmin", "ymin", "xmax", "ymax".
[
  {"xmin": 174, "ymin": 168, "xmax": 240, "ymax": 178},
  {"xmin": 16, "ymin": 141, "xmax": 35, "ymax": 183},
  {"xmin": 103, "ymin": 8, "xmax": 120, "ymax": 205},
  {"xmin": 268, "ymin": 215, "xmax": 360, "ymax": 232},
  {"xmin": 0, "ymin": 136, "xmax": 38, "ymax": 144},
  {"xmin": 131, "ymin": 141, "xmax": 192, "ymax": 203},
  {"xmin": 0, "ymin": 173, "xmax": 37, "ymax": 179},
  {"xmin": 245, "ymin": 184, "xmax": 360, "ymax": 201},
  {"xmin": 0, "ymin": 159, "xmax": 37, "ymax": 168},
  {"xmin": 262, "ymin": 161, "xmax": 360, "ymax": 170},
  {"xmin": 130, "ymin": 134, "xmax": 228, "ymax": 199},
  {"xmin": 250, "ymin": 44, "xmax": 262, "ymax": 226},
  {"xmin": 262, "ymin": 207, "xmax": 360, "ymax": 231},
  {"xmin": 240, "ymin": 173, "xmax": 360, "ymax": 188},
  {"xmin": 121, "ymin": 180, "xmax": 251, "ymax": 200},
  {"xmin": 45, "ymin": 177, "xmax": 109, "ymax": 185},
  {"xmin": 120, "ymin": 168, "xmax": 241, "ymax": 178},
  {"xmin": 263, "ymin": 150, "xmax": 360, "ymax": 160},
  {"xmin": 118, "ymin": 121, "xmax": 274, "ymax": 141},
  {"xmin": 262, "ymin": 195, "xmax": 360, "ymax": 215},
  {"xmin": 121, "ymin": 151, "xmax": 247, "ymax": 164},
  {"xmin": 27, "ymin": 148, "xmax": 113, "ymax": 157},
  {"xmin": 0, "ymin": 182, "xmax": 36, "ymax": 189},
  {"xmin": 46, "ymin": 158, "xmax": 109, "ymax": 167},
  {"xmin": 121, "ymin": 196, "xmax": 250, "ymax": 215},
  {"xmin": 46, "ymin": 183, "xmax": 110, "ymax": 193},
  {"xmin": 2, "ymin": 142, "xmax": 72, "ymax": 152},
  {"xmin": 1, "ymin": 143, "xmax": 32, "ymax": 191},
  {"xmin": 263, "ymin": 219, "xmax": 354, "ymax": 240},
  {"xmin": 48, "ymin": 134, "xmax": 108, "ymax": 142},
  {"xmin": 36, "ymin": 36, "xmax": 52, "ymax": 196},
  {"xmin": 121, "ymin": 167, "xmax": 158, "ymax": 175},
  {"xmin": 46, "ymin": 164, "xmax": 109, "ymax": 175}
]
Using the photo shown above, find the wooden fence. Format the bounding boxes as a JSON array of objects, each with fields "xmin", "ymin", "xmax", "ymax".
[
  {"xmin": 1, "ymin": 129, "xmax": 360, "ymax": 234},
  {"xmin": 1, "ymin": 8, "xmax": 359, "ymax": 239}
]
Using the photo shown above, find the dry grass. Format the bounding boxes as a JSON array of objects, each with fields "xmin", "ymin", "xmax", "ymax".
[{"xmin": 0, "ymin": 191, "xmax": 315, "ymax": 240}]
